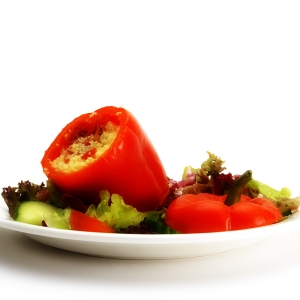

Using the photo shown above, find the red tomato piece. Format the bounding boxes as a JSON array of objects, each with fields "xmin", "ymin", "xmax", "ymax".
[
  {"xmin": 243, "ymin": 197, "xmax": 282, "ymax": 221},
  {"xmin": 165, "ymin": 193, "xmax": 283, "ymax": 234},
  {"xmin": 69, "ymin": 210, "xmax": 115, "ymax": 233},
  {"xmin": 164, "ymin": 194, "xmax": 230, "ymax": 233},
  {"xmin": 229, "ymin": 202, "xmax": 280, "ymax": 231},
  {"xmin": 196, "ymin": 193, "xmax": 227, "ymax": 203}
]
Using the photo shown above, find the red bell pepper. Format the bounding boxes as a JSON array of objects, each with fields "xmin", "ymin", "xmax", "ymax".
[
  {"xmin": 164, "ymin": 171, "xmax": 283, "ymax": 233},
  {"xmin": 41, "ymin": 106, "xmax": 169, "ymax": 212}
]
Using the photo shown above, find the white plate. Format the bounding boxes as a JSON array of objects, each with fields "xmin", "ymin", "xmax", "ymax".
[{"xmin": 1, "ymin": 205, "xmax": 300, "ymax": 259}]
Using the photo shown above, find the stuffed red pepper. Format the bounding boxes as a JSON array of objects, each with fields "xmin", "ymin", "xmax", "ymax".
[{"xmin": 41, "ymin": 106, "xmax": 169, "ymax": 212}]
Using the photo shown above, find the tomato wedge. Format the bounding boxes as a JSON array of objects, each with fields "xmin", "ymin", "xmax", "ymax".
[
  {"xmin": 230, "ymin": 195, "xmax": 282, "ymax": 230},
  {"xmin": 229, "ymin": 202, "xmax": 280, "ymax": 230},
  {"xmin": 69, "ymin": 210, "xmax": 115, "ymax": 233},
  {"xmin": 164, "ymin": 194, "xmax": 231, "ymax": 233},
  {"xmin": 164, "ymin": 193, "xmax": 282, "ymax": 233}
]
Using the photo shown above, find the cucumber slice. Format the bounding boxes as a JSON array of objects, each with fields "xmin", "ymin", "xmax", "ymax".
[
  {"xmin": 13, "ymin": 201, "xmax": 71, "ymax": 229},
  {"xmin": 46, "ymin": 207, "xmax": 71, "ymax": 229}
]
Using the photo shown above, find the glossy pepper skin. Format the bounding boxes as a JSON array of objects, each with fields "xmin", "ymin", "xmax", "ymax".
[
  {"xmin": 41, "ymin": 106, "xmax": 169, "ymax": 212},
  {"xmin": 164, "ymin": 193, "xmax": 282, "ymax": 233}
]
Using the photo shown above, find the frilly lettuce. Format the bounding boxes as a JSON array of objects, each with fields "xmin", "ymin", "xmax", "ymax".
[
  {"xmin": 142, "ymin": 209, "xmax": 178, "ymax": 234},
  {"xmin": 86, "ymin": 190, "xmax": 146, "ymax": 231},
  {"xmin": 181, "ymin": 151, "xmax": 226, "ymax": 181},
  {"xmin": 246, "ymin": 179, "xmax": 291, "ymax": 200},
  {"xmin": 246, "ymin": 179, "xmax": 300, "ymax": 215}
]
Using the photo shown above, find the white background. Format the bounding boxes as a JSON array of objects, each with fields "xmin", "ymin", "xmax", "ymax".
[{"xmin": 0, "ymin": 1, "xmax": 300, "ymax": 299}]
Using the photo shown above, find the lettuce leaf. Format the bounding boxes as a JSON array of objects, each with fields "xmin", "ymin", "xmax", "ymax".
[
  {"xmin": 246, "ymin": 179, "xmax": 292, "ymax": 200},
  {"xmin": 143, "ymin": 210, "xmax": 179, "ymax": 234},
  {"xmin": 86, "ymin": 190, "xmax": 146, "ymax": 230}
]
